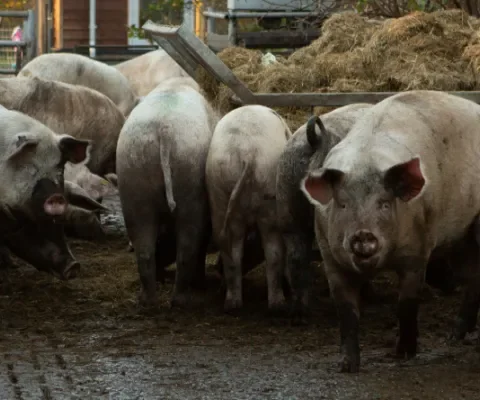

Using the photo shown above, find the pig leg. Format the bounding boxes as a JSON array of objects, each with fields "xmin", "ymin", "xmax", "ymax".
[
  {"xmin": 193, "ymin": 213, "xmax": 211, "ymax": 290},
  {"xmin": 123, "ymin": 205, "xmax": 160, "ymax": 306},
  {"xmin": 326, "ymin": 264, "xmax": 363, "ymax": 373},
  {"xmin": 0, "ymin": 245, "xmax": 12, "ymax": 269},
  {"xmin": 258, "ymin": 220, "xmax": 286, "ymax": 312},
  {"xmin": 170, "ymin": 199, "xmax": 208, "ymax": 307},
  {"xmin": 221, "ymin": 220, "xmax": 246, "ymax": 311},
  {"xmin": 155, "ymin": 228, "xmax": 177, "ymax": 285},
  {"xmin": 284, "ymin": 229, "xmax": 314, "ymax": 323},
  {"xmin": 395, "ymin": 259, "xmax": 426, "ymax": 359},
  {"xmin": 451, "ymin": 224, "xmax": 480, "ymax": 341}
]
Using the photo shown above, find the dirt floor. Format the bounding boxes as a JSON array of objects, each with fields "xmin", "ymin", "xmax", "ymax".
[{"xmin": 1, "ymin": 195, "xmax": 480, "ymax": 399}]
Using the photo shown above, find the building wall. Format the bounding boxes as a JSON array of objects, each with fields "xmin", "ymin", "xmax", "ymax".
[{"xmin": 54, "ymin": 0, "xmax": 128, "ymax": 49}]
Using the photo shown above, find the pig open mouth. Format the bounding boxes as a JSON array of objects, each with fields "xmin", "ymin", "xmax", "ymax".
[{"xmin": 44, "ymin": 194, "xmax": 67, "ymax": 216}]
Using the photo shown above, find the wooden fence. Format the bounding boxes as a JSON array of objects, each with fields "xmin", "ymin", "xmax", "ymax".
[{"xmin": 142, "ymin": 21, "xmax": 480, "ymax": 109}]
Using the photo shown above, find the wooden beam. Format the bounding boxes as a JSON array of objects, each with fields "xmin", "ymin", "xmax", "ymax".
[
  {"xmin": 236, "ymin": 30, "xmax": 320, "ymax": 49},
  {"xmin": 141, "ymin": 21, "xmax": 480, "ymax": 109},
  {"xmin": 205, "ymin": 33, "xmax": 230, "ymax": 52},
  {"xmin": 142, "ymin": 20, "xmax": 256, "ymax": 103},
  {"xmin": 53, "ymin": 0, "xmax": 63, "ymax": 49},
  {"xmin": 231, "ymin": 92, "xmax": 480, "ymax": 107}
]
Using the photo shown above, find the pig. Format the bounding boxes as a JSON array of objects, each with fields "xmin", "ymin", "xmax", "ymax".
[
  {"xmin": 0, "ymin": 106, "xmax": 90, "ymax": 229},
  {"xmin": 61, "ymin": 180, "xmax": 110, "ymax": 241},
  {"xmin": 276, "ymin": 104, "xmax": 374, "ymax": 319},
  {"xmin": 114, "ymin": 49, "xmax": 189, "ymax": 97},
  {"xmin": 1, "ymin": 182, "xmax": 106, "ymax": 279},
  {"xmin": 206, "ymin": 105, "xmax": 292, "ymax": 312},
  {"xmin": 116, "ymin": 76, "xmax": 219, "ymax": 307},
  {"xmin": 0, "ymin": 76, "xmax": 125, "ymax": 176},
  {"xmin": 18, "ymin": 53, "xmax": 138, "ymax": 116},
  {"xmin": 64, "ymin": 162, "xmax": 118, "ymax": 203},
  {"xmin": 301, "ymin": 90, "xmax": 480, "ymax": 373}
]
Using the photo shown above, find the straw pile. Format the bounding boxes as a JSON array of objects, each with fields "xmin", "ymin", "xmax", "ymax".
[{"xmin": 197, "ymin": 9, "xmax": 480, "ymax": 131}]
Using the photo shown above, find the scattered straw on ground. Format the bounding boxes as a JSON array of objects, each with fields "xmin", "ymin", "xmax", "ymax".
[{"xmin": 197, "ymin": 9, "xmax": 480, "ymax": 132}]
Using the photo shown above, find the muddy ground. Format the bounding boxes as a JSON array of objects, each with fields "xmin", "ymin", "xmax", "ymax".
[{"xmin": 1, "ymin": 195, "xmax": 480, "ymax": 399}]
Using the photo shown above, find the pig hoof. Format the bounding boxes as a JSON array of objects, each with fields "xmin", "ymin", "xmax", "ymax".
[
  {"xmin": 0, "ymin": 254, "xmax": 13, "ymax": 270},
  {"xmin": 290, "ymin": 301, "xmax": 310, "ymax": 326},
  {"xmin": 138, "ymin": 290, "xmax": 157, "ymax": 308},
  {"xmin": 395, "ymin": 339, "xmax": 417, "ymax": 359},
  {"xmin": 339, "ymin": 356, "xmax": 360, "ymax": 373},
  {"xmin": 267, "ymin": 300, "xmax": 288, "ymax": 317},
  {"xmin": 170, "ymin": 293, "xmax": 190, "ymax": 308},
  {"xmin": 449, "ymin": 318, "xmax": 469, "ymax": 342},
  {"xmin": 224, "ymin": 298, "xmax": 242, "ymax": 313},
  {"xmin": 291, "ymin": 313, "xmax": 309, "ymax": 327}
]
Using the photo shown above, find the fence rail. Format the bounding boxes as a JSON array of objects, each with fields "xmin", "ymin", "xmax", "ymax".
[
  {"xmin": 142, "ymin": 21, "xmax": 480, "ymax": 109},
  {"xmin": 0, "ymin": 11, "xmax": 29, "ymax": 18},
  {"xmin": 0, "ymin": 9, "xmax": 35, "ymax": 75}
]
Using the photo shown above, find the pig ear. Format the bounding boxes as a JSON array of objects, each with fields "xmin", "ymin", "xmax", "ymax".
[
  {"xmin": 57, "ymin": 135, "xmax": 91, "ymax": 165},
  {"xmin": 104, "ymin": 173, "xmax": 118, "ymax": 187},
  {"xmin": 306, "ymin": 115, "xmax": 328, "ymax": 148},
  {"xmin": 383, "ymin": 157, "xmax": 425, "ymax": 202},
  {"xmin": 7, "ymin": 134, "xmax": 40, "ymax": 161},
  {"xmin": 301, "ymin": 168, "xmax": 345, "ymax": 206},
  {"xmin": 64, "ymin": 181, "xmax": 109, "ymax": 212}
]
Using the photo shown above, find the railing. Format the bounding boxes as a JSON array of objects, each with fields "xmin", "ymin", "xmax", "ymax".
[
  {"xmin": 0, "ymin": 10, "xmax": 35, "ymax": 75},
  {"xmin": 53, "ymin": 45, "xmax": 160, "ymax": 64},
  {"xmin": 142, "ymin": 21, "xmax": 480, "ymax": 109}
]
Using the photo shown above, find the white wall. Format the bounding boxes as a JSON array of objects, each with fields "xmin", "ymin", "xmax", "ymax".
[{"xmin": 128, "ymin": 0, "xmax": 151, "ymax": 45}]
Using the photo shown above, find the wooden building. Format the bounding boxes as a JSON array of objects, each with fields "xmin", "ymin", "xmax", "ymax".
[{"xmin": 51, "ymin": 0, "xmax": 149, "ymax": 50}]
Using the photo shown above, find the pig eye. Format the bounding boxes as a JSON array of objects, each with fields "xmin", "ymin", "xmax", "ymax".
[{"xmin": 379, "ymin": 201, "xmax": 391, "ymax": 210}]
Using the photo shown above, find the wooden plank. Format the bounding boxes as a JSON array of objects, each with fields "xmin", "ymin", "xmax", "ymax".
[
  {"xmin": 62, "ymin": 0, "xmax": 88, "ymax": 8},
  {"xmin": 205, "ymin": 33, "xmax": 230, "ymax": 52},
  {"xmin": 236, "ymin": 30, "xmax": 320, "ymax": 49},
  {"xmin": 97, "ymin": 1, "xmax": 128, "ymax": 11},
  {"xmin": 142, "ymin": 22, "xmax": 480, "ymax": 110},
  {"xmin": 230, "ymin": 92, "xmax": 480, "ymax": 107},
  {"xmin": 142, "ymin": 21, "xmax": 256, "ymax": 102},
  {"xmin": 56, "ymin": 0, "xmax": 64, "ymax": 49},
  {"xmin": 62, "ymin": 20, "xmax": 86, "ymax": 30},
  {"xmin": 151, "ymin": 36, "xmax": 197, "ymax": 76}
]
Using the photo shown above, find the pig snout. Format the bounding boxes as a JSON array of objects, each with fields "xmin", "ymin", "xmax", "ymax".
[
  {"xmin": 61, "ymin": 260, "xmax": 80, "ymax": 280},
  {"xmin": 350, "ymin": 230, "xmax": 379, "ymax": 259},
  {"xmin": 44, "ymin": 193, "xmax": 67, "ymax": 216},
  {"xmin": 50, "ymin": 250, "xmax": 80, "ymax": 280},
  {"xmin": 32, "ymin": 178, "xmax": 68, "ymax": 217}
]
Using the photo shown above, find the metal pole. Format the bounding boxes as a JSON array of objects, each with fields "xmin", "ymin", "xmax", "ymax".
[
  {"xmin": 183, "ymin": 0, "xmax": 195, "ymax": 32},
  {"xmin": 35, "ymin": 0, "xmax": 45, "ymax": 55},
  {"xmin": 46, "ymin": 0, "xmax": 53, "ymax": 52},
  {"xmin": 25, "ymin": 9, "xmax": 36, "ymax": 60},
  {"xmin": 89, "ymin": 0, "xmax": 96, "ymax": 58},
  {"xmin": 228, "ymin": 17, "xmax": 237, "ymax": 46},
  {"xmin": 206, "ymin": 7, "xmax": 215, "ymax": 33}
]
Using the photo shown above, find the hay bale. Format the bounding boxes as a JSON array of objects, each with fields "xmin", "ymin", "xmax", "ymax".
[
  {"xmin": 361, "ymin": 11, "xmax": 476, "ymax": 91},
  {"xmin": 197, "ymin": 11, "xmax": 480, "ymax": 127},
  {"xmin": 196, "ymin": 47, "xmax": 264, "ymax": 103},
  {"xmin": 217, "ymin": 47, "xmax": 264, "ymax": 70},
  {"xmin": 289, "ymin": 11, "xmax": 376, "ymax": 63}
]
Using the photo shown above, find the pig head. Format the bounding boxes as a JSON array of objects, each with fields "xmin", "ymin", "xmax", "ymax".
[
  {"xmin": 0, "ymin": 108, "xmax": 91, "ymax": 224},
  {"xmin": 1, "ymin": 180, "xmax": 108, "ymax": 279},
  {"xmin": 302, "ymin": 156, "xmax": 425, "ymax": 273}
]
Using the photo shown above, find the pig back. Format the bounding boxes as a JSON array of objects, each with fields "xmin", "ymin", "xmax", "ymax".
[
  {"xmin": 209, "ymin": 105, "xmax": 290, "ymax": 196},
  {"xmin": 19, "ymin": 53, "xmax": 137, "ymax": 116},
  {"xmin": 118, "ymin": 86, "xmax": 214, "ymax": 182},
  {"xmin": 277, "ymin": 103, "xmax": 373, "ymax": 228},
  {"xmin": 324, "ymin": 90, "xmax": 480, "ymax": 247}
]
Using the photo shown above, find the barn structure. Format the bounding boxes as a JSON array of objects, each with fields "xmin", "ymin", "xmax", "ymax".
[{"xmin": 50, "ymin": 0, "xmax": 151, "ymax": 50}]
